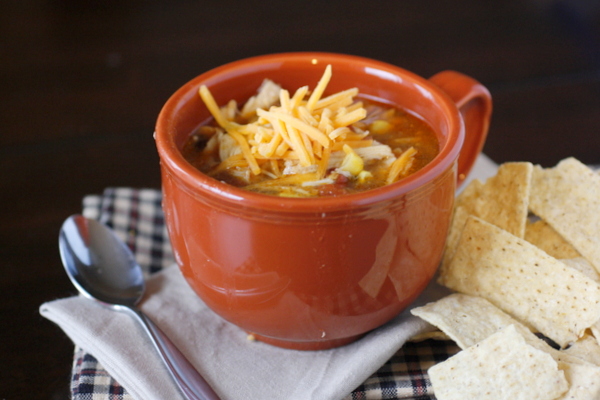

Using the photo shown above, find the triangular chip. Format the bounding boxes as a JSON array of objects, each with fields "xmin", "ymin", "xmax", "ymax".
[
  {"xmin": 561, "ymin": 257, "xmax": 600, "ymax": 283},
  {"xmin": 455, "ymin": 161, "xmax": 532, "ymax": 238},
  {"xmin": 454, "ymin": 177, "xmax": 482, "ymax": 209},
  {"xmin": 412, "ymin": 293, "xmax": 599, "ymax": 367},
  {"xmin": 440, "ymin": 216, "xmax": 600, "ymax": 348},
  {"xmin": 441, "ymin": 162, "xmax": 532, "ymax": 271},
  {"xmin": 525, "ymin": 219, "xmax": 581, "ymax": 259},
  {"xmin": 429, "ymin": 325, "xmax": 568, "ymax": 400},
  {"xmin": 529, "ymin": 158, "xmax": 600, "ymax": 272},
  {"xmin": 557, "ymin": 361, "xmax": 600, "ymax": 400},
  {"xmin": 412, "ymin": 293, "xmax": 541, "ymax": 350},
  {"xmin": 563, "ymin": 333, "xmax": 600, "ymax": 366}
]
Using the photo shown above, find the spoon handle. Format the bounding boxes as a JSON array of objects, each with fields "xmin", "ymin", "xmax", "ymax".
[{"xmin": 126, "ymin": 307, "xmax": 221, "ymax": 400}]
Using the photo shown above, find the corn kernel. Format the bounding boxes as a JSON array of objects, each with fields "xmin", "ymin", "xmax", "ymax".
[
  {"xmin": 340, "ymin": 144, "xmax": 364, "ymax": 176},
  {"xmin": 369, "ymin": 120, "xmax": 393, "ymax": 134},
  {"xmin": 357, "ymin": 170, "xmax": 373, "ymax": 183}
]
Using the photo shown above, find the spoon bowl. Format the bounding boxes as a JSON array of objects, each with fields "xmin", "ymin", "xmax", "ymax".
[
  {"xmin": 59, "ymin": 214, "xmax": 220, "ymax": 400},
  {"xmin": 59, "ymin": 215, "xmax": 144, "ymax": 307}
]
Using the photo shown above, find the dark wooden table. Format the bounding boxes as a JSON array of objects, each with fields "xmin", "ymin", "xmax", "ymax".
[{"xmin": 2, "ymin": 0, "xmax": 599, "ymax": 398}]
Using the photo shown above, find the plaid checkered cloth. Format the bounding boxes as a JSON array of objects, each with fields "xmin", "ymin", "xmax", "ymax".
[{"xmin": 71, "ymin": 187, "xmax": 458, "ymax": 400}]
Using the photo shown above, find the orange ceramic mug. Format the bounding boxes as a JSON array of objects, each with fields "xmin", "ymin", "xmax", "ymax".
[{"xmin": 155, "ymin": 53, "xmax": 491, "ymax": 350}]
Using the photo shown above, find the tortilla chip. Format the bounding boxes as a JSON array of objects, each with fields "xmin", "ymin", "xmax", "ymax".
[
  {"xmin": 529, "ymin": 158, "xmax": 600, "ymax": 273},
  {"xmin": 441, "ymin": 162, "xmax": 532, "ymax": 272},
  {"xmin": 412, "ymin": 294, "xmax": 599, "ymax": 370},
  {"xmin": 428, "ymin": 325, "xmax": 568, "ymax": 400},
  {"xmin": 525, "ymin": 219, "xmax": 581, "ymax": 259},
  {"xmin": 561, "ymin": 257, "xmax": 600, "ymax": 283},
  {"xmin": 454, "ymin": 178, "xmax": 483, "ymax": 210},
  {"xmin": 557, "ymin": 361, "xmax": 600, "ymax": 400},
  {"xmin": 563, "ymin": 333, "xmax": 600, "ymax": 366},
  {"xmin": 455, "ymin": 162, "xmax": 532, "ymax": 238},
  {"xmin": 411, "ymin": 293, "xmax": 538, "ymax": 350},
  {"xmin": 439, "ymin": 216, "xmax": 600, "ymax": 348}
]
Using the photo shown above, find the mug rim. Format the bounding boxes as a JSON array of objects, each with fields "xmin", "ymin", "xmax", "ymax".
[{"xmin": 155, "ymin": 52, "xmax": 464, "ymax": 211}]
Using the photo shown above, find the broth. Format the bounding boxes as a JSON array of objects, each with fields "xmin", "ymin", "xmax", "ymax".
[{"xmin": 181, "ymin": 69, "xmax": 439, "ymax": 197}]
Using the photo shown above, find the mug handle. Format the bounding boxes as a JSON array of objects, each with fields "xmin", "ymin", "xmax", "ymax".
[{"xmin": 429, "ymin": 71, "xmax": 492, "ymax": 186}]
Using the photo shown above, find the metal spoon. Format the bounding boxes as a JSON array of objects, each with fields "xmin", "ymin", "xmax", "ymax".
[{"xmin": 59, "ymin": 214, "xmax": 221, "ymax": 400}]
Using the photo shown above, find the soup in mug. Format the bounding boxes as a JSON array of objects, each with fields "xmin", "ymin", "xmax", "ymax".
[{"xmin": 182, "ymin": 66, "xmax": 439, "ymax": 197}]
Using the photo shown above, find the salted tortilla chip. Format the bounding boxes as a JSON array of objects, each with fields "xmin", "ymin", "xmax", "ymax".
[
  {"xmin": 455, "ymin": 162, "xmax": 532, "ymax": 238},
  {"xmin": 411, "ymin": 293, "xmax": 538, "ymax": 350},
  {"xmin": 454, "ymin": 178, "xmax": 482, "ymax": 209},
  {"xmin": 412, "ymin": 294, "xmax": 597, "ymax": 368},
  {"xmin": 441, "ymin": 163, "xmax": 532, "ymax": 271},
  {"xmin": 561, "ymin": 257, "xmax": 600, "ymax": 283},
  {"xmin": 557, "ymin": 361, "xmax": 600, "ymax": 400},
  {"xmin": 529, "ymin": 158, "xmax": 600, "ymax": 273},
  {"xmin": 429, "ymin": 325, "xmax": 568, "ymax": 400},
  {"xmin": 563, "ymin": 333, "xmax": 600, "ymax": 366},
  {"xmin": 439, "ymin": 216, "xmax": 600, "ymax": 348},
  {"xmin": 525, "ymin": 219, "xmax": 581, "ymax": 259}
]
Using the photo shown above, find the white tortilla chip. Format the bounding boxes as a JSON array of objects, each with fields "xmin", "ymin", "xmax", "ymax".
[
  {"xmin": 556, "ymin": 361, "xmax": 600, "ymax": 400},
  {"xmin": 529, "ymin": 158, "xmax": 600, "ymax": 273},
  {"xmin": 441, "ymin": 162, "xmax": 532, "ymax": 271},
  {"xmin": 439, "ymin": 216, "xmax": 600, "ymax": 348},
  {"xmin": 455, "ymin": 162, "xmax": 532, "ymax": 238},
  {"xmin": 454, "ymin": 178, "xmax": 482, "ymax": 210},
  {"xmin": 429, "ymin": 325, "xmax": 568, "ymax": 400},
  {"xmin": 525, "ymin": 219, "xmax": 581, "ymax": 259},
  {"xmin": 561, "ymin": 257, "xmax": 600, "ymax": 283},
  {"xmin": 410, "ymin": 293, "xmax": 593, "ymax": 366},
  {"xmin": 411, "ymin": 293, "xmax": 538, "ymax": 350},
  {"xmin": 563, "ymin": 333, "xmax": 600, "ymax": 366}
]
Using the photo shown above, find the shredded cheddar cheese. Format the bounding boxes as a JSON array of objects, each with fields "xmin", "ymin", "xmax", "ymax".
[
  {"xmin": 387, "ymin": 147, "xmax": 417, "ymax": 185},
  {"xmin": 196, "ymin": 65, "xmax": 419, "ymax": 194}
]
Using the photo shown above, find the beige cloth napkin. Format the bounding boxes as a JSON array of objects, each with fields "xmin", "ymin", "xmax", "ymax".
[
  {"xmin": 40, "ymin": 154, "xmax": 497, "ymax": 400},
  {"xmin": 41, "ymin": 266, "xmax": 447, "ymax": 400}
]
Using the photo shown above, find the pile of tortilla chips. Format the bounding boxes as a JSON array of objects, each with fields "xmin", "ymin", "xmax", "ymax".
[{"xmin": 411, "ymin": 157, "xmax": 600, "ymax": 400}]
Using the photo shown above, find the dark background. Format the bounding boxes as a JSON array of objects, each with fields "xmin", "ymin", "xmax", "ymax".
[{"xmin": 2, "ymin": 0, "xmax": 599, "ymax": 398}]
